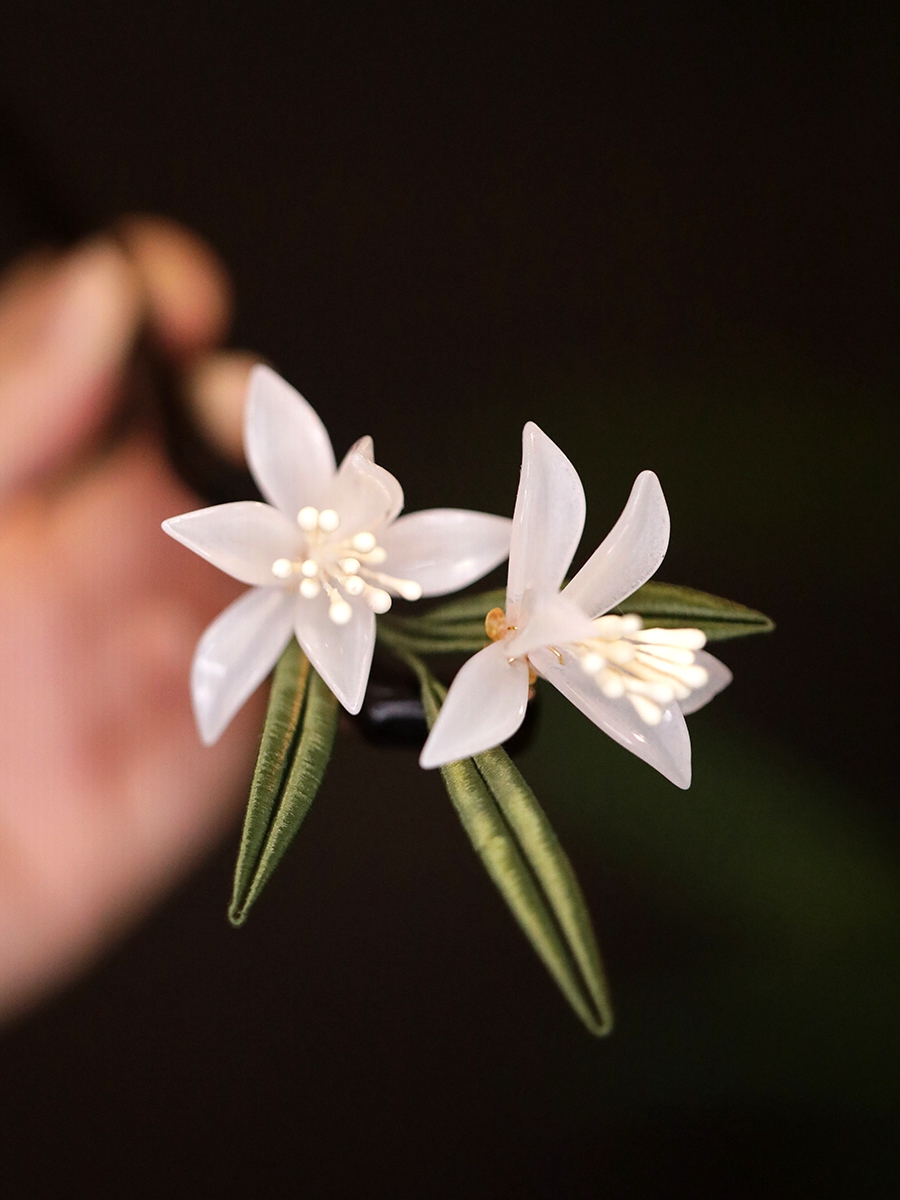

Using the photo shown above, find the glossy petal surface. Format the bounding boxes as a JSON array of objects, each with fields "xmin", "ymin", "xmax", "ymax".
[
  {"xmin": 379, "ymin": 509, "xmax": 513, "ymax": 596},
  {"xmin": 564, "ymin": 470, "xmax": 670, "ymax": 618},
  {"xmin": 678, "ymin": 649, "xmax": 733, "ymax": 716},
  {"xmin": 505, "ymin": 591, "xmax": 596, "ymax": 659},
  {"xmin": 323, "ymin": 453, "xmax": 403, "ymax": 538},
  {"xmin": 162, "ymin": 502, "xmax": 304, "ymax": 586},
  {"xmin": 341, "ymin": 434, "xmax": 374, "ymax": 464},
  {"xmin": 530, "ymin": 646, "xmax": 692, "ymax": 788},
  {"xmin": 506, "ymin": 423, "xmax": 586, "ymax": 620},
  {"xmin": 420, "ymin": 641, "xmax": 531, "ymax": 768},
  {"xmin": 191, "ymin": 586, "xmax": 295, "ymax": 745},
  {"xmin": 292, "ymin": 589, "xmax": 376, "ymax": 714},
  {"xmin": 244, "ymin": 364, "xmax": 336, "ymax": 517}
]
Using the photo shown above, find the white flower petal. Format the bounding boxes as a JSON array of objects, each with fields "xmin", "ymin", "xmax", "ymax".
[
  {"xmin": 563, "ymin": 470, "xmax": 670, "ymax": 618},
  {"xmin": 340, "ymin": 435, "xmax": 375, "ymax": 464},
  {"xmin": 419, "ymin": 642, "xmax": 531, "ymax": 768},
  {"xmin": 244, "ymin": 364, "xmax": 336, "ymax": 517},
  {"xmin": 378, "ymin": 509, "xmax": 512, "ymax": 597},
  {"xmin": 322, "ymin": 452, "xmax": 404, "ymax": 538},
  {"xmin": 505, "ymin": 591, "xmax": 597, "ymax": 658},
  {"xmin": 292, "ymin": 589, "xmax": 375, "ymax": 714},
  {"xmin": 162, "ymin": 502, "xmax": 304, "ymax": 586},
  {"xmin": 191, "ymin": 586, "xmax": 295, "ymax": 745},
  {"xmin": 506, "ymin": 422, "xmax": 586, "ymax": 621},
  {"xmin": 530, "ymin": 645, "xmax": 692, "ymax": 788},
  {"xmin": 678, "ymin": 649, "xmax": 732, "ymax": 716}
]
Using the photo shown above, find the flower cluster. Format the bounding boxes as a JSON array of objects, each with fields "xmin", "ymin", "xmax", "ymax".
[{"xmin": 164, "ymin": 368, "xmax": 730, "ymax": 785}]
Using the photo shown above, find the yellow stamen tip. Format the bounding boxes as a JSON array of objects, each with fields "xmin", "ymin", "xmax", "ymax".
[{"xmin": 485, "ymin": 607, "xmax": 508, "ymax": 641}]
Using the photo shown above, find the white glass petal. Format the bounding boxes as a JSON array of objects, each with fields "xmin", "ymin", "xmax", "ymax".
[
  {"xmin": 505, "ymin": 591, "xmax": 597, "ymax": 658},
  {"xmin": 163, "ymin": 502, "xmax": 304, "ymax": 586},
  {"xmin": 530, "ymin": 646, "xmax": 691, "ymax": 788},
  {"xmin": 322, "ymin": 452, "xmax": 404, "ymax": 538},
  {"xmin": 244, "ymin": 364, "xmax": 336, "ymax": 517},
  {"xmin": 292, "ymin": 589, "xmax": 376, "ymax": 714},
  {"xmin": 419, "ymin": 642, "xmax": 531, "ymax": 768},
  {"xmin": 340, "ymin": 435, "xmax": 375, "ymax": 464},
  {"xmin": 191, "ymin": 586, "xmax": 295, "ymax": 745},
  {"xmin": 378, "ymin": 509, "xmax": 512, "ymax": 597},
  {"xmin": 678, "ymin": 649, "xmax": 732, "ymax": 716},
  {"xmin": 563, "ymin": 470, "xmax": 670, "ymax": 618},
  {"xmin": 506, "ymin": 422, "xmax": 586, "ymax": 621}
]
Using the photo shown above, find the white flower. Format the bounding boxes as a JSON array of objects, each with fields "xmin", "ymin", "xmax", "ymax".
[
  {"xmin": 420, "ymin": 422, "xmax": 732, "ymax": 788},
  {"xmin": 164, "ymin": 365, "xmax": 512, "ymax": 744}
]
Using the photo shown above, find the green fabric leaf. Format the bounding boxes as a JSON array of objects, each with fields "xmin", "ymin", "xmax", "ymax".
[
  {"xmin": 618, "ymin": 581, "xmax": 775, "ymax": 640},
  {"xmin": 378, "ymin": 629, "xmax": 490, "ymax": 655},
  {"xmin": 411, "ymin": 654, "xmax": 612, "ymax": 1036},
  {"xmin": 473, "ymin": 746, "xmax": 613, "ymax": 1035},
  {"xmin": 378, "ymin": 589, "xmax": 504, "ymax": 654},
  {"xmin": 411, "ymin": 588, "xmax": 507, "ymax": 625},
  {"xmin": 229, "ymin": 641, "xmax": 339, "ymax": 925},
  {"xmin": 379, "ymin": 581, "xmax": 773, "ymax": 657}
]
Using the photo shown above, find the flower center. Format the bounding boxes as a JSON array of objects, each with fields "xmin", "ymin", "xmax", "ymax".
[
  {"xmin": 270, "ymin": 506, "xmax": 422, "ymax": 624},
  {"xmin": 485, "ymin": 607, "xmax": 539, "ymax": 686},
  {"xmin": 484, "ymin": 607, "xmax": 514, "ymax": 642},
  {"xmin": 571, "ymin": 614, "xmax": 708, "ymax": 725}
]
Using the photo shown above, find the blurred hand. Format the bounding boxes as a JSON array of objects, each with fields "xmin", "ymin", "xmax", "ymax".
[{"xmin": 0, "ymin": 218, "xmax": 262, "ymax": 1022}]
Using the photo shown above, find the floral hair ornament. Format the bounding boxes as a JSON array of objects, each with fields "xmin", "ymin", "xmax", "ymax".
[
  {"xmin": 164, "ymin": 372, "xmax": 773, "ymax": 1036},
  {"xmin": 420, "ymin": 422, "xmax": 732, "ymax": 786},
  {"xmin": 163, "ymin": 364, "xmax": 513, "ymax": 741}
]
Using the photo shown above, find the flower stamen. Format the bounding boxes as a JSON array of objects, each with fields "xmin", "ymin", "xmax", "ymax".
[
  {"xmin": 485, "ymin": 607, "xmax": 512, "ymax": 641},
  {"xmin": 364, "ymin": 586, "xmax": 393, "ymax": 613},
  {"xmin": 567, "ymin": 615, "xmax": 709, "ymax": 725},
  {"xmin": 358, "ymin": 568, "xmax": 422, "ymax": 601},
  {"xmin": 271, "ymin": 514, "xmax": 425, "ymax": 623}
]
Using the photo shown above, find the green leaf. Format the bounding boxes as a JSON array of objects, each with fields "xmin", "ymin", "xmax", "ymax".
[
  {"xmin": 618, "ymin": 581, "xmax": 775, "ymax": 640},
  {"xmin": 229, "ymin": 639, "xmax": 309, "ymax": 918},
  {"xmin": 473, "ymin": 746, "xmax": 613, "ymax": 1035},
  {"xmin": 377, "ymin": 626, "xmax": 490, "ymax": 656},
  {"xmin": 410, "ymin": 654, "xmax": 612, "ymax": 1036},
  {"xmin": 229, "ymin": 641, "xmax": 339, "ymax": 925},
  {"xmin": 377, "ymin": 589, "xmax": 504, "ymax": 656},
  {"xmin": 408, "ymin": 588, "xmax": 506, "ymax": 626},
  {"xmin": 378, "ymin": 582, "xmax": 773, "ymax": 659}
]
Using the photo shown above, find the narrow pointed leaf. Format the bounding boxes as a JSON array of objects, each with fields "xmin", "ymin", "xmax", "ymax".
[
  {"xmin": 381, "ymin": 580, "xmax": 773, "ymax": 659},
  {"xmin": 619, "ymin": 581, "xmax": 774, "ymax": 640},
  {"xmin": 409, "ymin": 588, "xmax": 506, "ymax": 626},
  {"xmin": 411, "ymin": 654, "xmax": 612, "ymax": 1036},
  {"xmin": 229, "ymin": 647, "xmax": 339, "ymax": 925},
  {"xmin": 473, "ymin": 746, "xmax": 613, "ymax": 1034},
  {"xmin": 230, "ymin": 639, "xmax": 310, "ymax": 923},
  {"xmin": 440, "ymin": 751, "xmax": 605, "ymax": 1034},
  {"xmin": 377, "ymin": 624, "xmax": 489, "ymax": 656}
]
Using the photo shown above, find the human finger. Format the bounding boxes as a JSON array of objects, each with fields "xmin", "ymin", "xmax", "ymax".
[
  {"xmin": 0, "ymin": 238, "xmax": 142, "ymax": 505},
  {"xmin": 182, "ymin": 349, "xmax": 259, "ymax": 464},
  {"xmin": 116, "ymin": 215, "xmax": 232, "ymax": 359}
]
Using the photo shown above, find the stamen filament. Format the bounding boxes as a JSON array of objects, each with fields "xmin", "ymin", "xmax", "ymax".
[{"xmin": 563, "ymin": 616, "xmax": 709, "ymax": 725}]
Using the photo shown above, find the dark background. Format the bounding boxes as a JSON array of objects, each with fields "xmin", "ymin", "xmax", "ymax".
[{"xmin": 0, "ymin": 3, "xmax": 897, "ymax": 1196}]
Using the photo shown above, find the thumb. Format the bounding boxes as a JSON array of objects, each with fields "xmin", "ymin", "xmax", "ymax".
[{"xmin": 0, "ymin": 238, "xmax": 142, "ymax": 505}]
